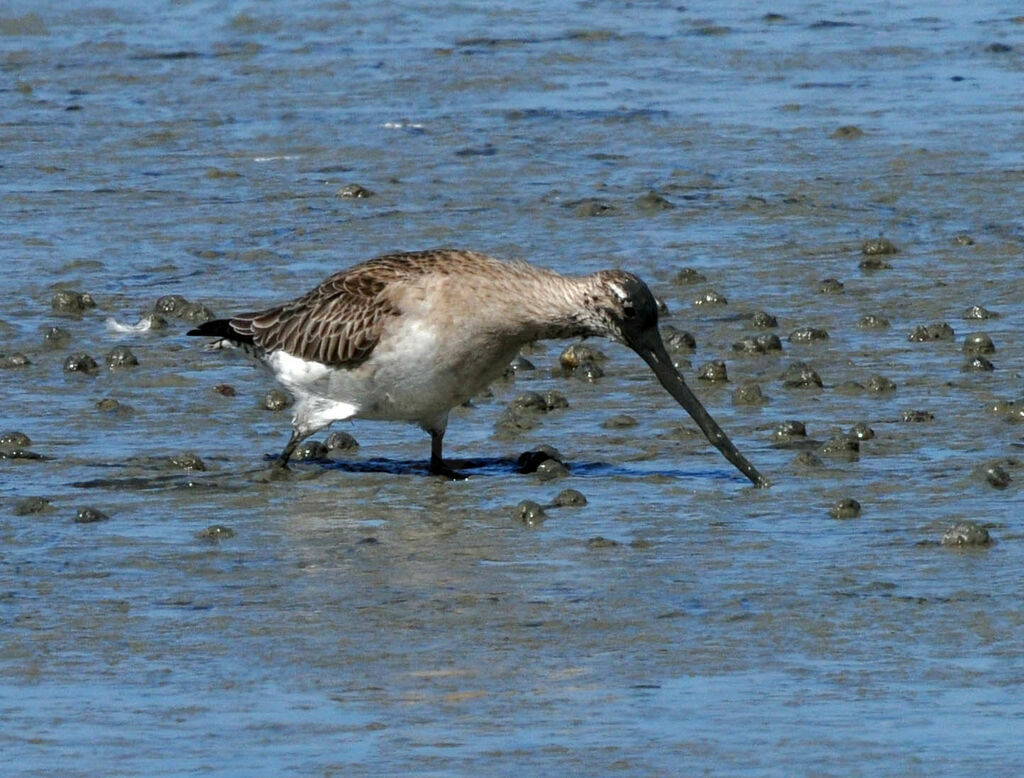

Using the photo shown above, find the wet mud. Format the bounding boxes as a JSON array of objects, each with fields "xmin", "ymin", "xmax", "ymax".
[{"xmin": 2, "ymin": 2, "xmax": 1023, "ymax": 775}]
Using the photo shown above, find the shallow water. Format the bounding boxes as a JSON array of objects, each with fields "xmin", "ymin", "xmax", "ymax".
[{"xmin": 2, "ymin": 2, "xmax": 1023, "ymax": 775}]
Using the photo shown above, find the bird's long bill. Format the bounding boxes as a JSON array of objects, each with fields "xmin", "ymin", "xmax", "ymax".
[{"xmin": 632, "ymin": 332, "xmax": 769, "ymax": 487}]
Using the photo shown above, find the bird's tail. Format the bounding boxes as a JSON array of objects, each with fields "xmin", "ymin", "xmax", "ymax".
[{"xmin": 186, "ymin": 319, "xmax": 255, "ymax": 346}]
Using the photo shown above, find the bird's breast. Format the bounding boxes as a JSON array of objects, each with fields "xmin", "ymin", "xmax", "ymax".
[
  {"xmin": 358, "ymin": 317, "xmax": 517, "ymax": 419},
  {"xmin": 263, "ymin": 305, "xmax": 526, "ymax": 426}
]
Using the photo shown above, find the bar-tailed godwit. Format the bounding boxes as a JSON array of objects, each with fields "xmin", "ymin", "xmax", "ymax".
[{"xmin": 188, "ymin": 249, "xmax": 767, "ymax": 485}]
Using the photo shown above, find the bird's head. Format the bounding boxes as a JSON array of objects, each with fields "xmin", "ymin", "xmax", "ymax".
[
  {"xmin": 586, "ymin": 269, "xmax": 769, "ymax": 487},
  {"xmin": 587, "ymin": 270, "xmax": 662, "ymax": 347}
]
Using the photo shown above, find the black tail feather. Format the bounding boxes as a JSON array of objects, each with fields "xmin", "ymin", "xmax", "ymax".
[{"xmin": 186, "ymin": 318, "xmax": 255, "ymax": 345}]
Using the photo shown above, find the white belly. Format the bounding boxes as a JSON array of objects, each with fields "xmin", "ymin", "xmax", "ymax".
[{"xmin": 266, "ymin": 320, "xmax": 519, "ymax": 431}]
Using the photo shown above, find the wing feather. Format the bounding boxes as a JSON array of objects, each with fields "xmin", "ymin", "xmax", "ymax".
[{"xmin": 228, "ymin": 249, "xmax": 493, "ymax": 367}]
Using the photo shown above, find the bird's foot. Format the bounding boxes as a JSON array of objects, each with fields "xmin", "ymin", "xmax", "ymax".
[
  {"xmin": 258, "ymin": 457, "xmax": 292, "ymax": 481},
  {"xmin": 258, "ymin": 464, "xmax": 293, "ymax": 482},
  {"xmin": 429, "ymin": 459, "xmax": 469, "ymax": 480}
]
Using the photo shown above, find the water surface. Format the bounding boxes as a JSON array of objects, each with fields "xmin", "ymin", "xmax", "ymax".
[{"xmin": 2, "ymin": 2, "xmax": 1023, "ymax": 775}]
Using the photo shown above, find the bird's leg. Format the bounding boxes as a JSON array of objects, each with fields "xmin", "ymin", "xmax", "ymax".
[
  {"xmin": 428, "ymin": 427, "xmax": 467, "ymax": 480},
  {"xmin": 274, "ymin": 429, "xmax": 306, "ymax": 470}
]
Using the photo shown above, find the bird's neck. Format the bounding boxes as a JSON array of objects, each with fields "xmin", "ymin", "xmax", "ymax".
[{"xmin": 495, "ymin": 270, "xmax": 609, "ymax": 343}]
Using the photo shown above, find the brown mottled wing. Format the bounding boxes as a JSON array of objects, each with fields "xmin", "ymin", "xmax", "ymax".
[
  {"xmin": 226, "ymin": 249, "xmax": 498, "ymax": 367},
  {"xmin": 228, "ymin": 263, "xmax": 401, "ymax": 368},
  {"xmin": 227, "ymin": 249, "xmax": 502, "ymax": 366}
]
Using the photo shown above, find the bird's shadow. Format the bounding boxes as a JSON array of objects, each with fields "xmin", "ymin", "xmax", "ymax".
[
  {"xmin": 281, "ymin": 454, "xmax": 736, "ymax": 481},
  {"xmin": 63, "ymin": 455, "xmax": 743, "ymax": 491},
  {"xmin": 285, "ymin": 455, "xmax": 527, "ymax": 477}
]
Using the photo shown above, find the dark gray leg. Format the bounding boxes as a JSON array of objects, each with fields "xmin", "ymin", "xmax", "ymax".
[
  {"xmin": 274, "ymin": 429, "xmax": 306, "ymax": 470},
  {"xmin": 428, "ymin": 427, "xmax": 466, "ymax": 480}
]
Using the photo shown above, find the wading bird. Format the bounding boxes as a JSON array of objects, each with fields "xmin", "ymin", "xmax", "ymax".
[{"xmin": 188, "ymin": 249, "xmax": 767, "ymax": 485}]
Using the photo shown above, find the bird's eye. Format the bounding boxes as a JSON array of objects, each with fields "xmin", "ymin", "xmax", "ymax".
[{"xmin": 623, "ymin": 304, "xmax": 637, "ymax": 319}]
